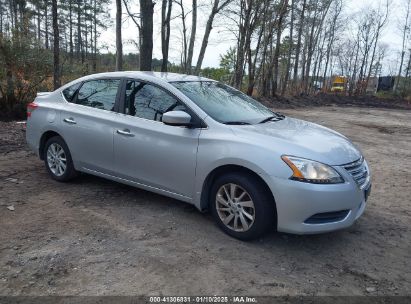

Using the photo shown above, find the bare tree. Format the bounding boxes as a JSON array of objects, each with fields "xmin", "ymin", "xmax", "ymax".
[
  {"xmin": 139, "ymin": 0, "xmax": 154, "ymax": 71},
  {"xmin": 76, "ymin": 0, "xmax": 82, "ymax": 61},
  {"xmin": 92, "ymin": 0, "xmax": 98, "ymax": 71},
  {"xmin": 0, "ymin": 0, "xmax": 112, "ymax": 118},
  {"xmin": 115, "ymin": 0, "xmax": 123, "ymax": 71},
  {"xmin": 194, "ymin": 0, "xmax": 232, "ymax": 74},
  {"xmin": 45, "ymin": 0, "xmax": 50, "ymax": 49},
  {"xmin": 161, "ymin": 0, "xmax": 173, "ymax": 72},
  {"xmin": 247, "ymin": 0, "xmax": 268, "ymax": 95},
  {"xmin": 395, "ymin": 0, "xmax": 411, "ymax": 92},
  {"xmin": 406, "ymin": 49, "xmax": 411, "ymax": 81},
  {"xmin": 292, "ymin": 0, "xmax": 307, "ymax": 88},
  {"xmin": 272, "ymin": 0, "xmax": 289, "ymax": 96},
  {"xmin": 281, "ymin": 0, "xmax": 295, "ymax": 95},
  {"xmin": 322, "ymin": 0, "xmax": 342, "ymax": 90},
  {"xmin": 233, "ymin": 0, "xmax": 255, "ymax": 89},
  {"xmin": 176, "ymin": 0, "xmax": 189, "ymax": 69},
  {"xmin": 303, "ymin": 0, "xmax": 332, "ymax": 93},
  {"xmin": 365, "ymin": 0, "xmax": 389, "ymax": 90},
  {"xmin": 69, "ymin": 0, "xmax": 74, "ymax": 60},
  {"xmin": 52, "ymin": 0, "xmax": 60, "ymax": 89},
  {"xmin": 186, "ymin": 0, "xmax": 197, "ymax": 73},
  {"xmin": 123, "ymin": 0, "xmax": 142, "ymax": 68}
]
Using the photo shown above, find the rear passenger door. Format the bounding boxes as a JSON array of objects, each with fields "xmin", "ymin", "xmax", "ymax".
[
  {"xmin": 113, "ymin": 80, "xmax": 202, "ymax": 199},
  {"xmin": 60, "ymin": 78, "xmax": 121, "ymax": 173}
]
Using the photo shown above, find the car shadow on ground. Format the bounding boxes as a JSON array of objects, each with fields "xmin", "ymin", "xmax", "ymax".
[{"xmin": 64, "ymin": 172, "xmax": 359, "ymax": 252}]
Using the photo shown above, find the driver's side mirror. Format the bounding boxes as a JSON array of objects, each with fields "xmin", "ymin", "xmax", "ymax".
[{"xmin": 162, "ymin": 111, "xmax": 192, "ymax": 127}]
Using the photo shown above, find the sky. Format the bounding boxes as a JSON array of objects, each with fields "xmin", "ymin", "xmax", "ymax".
[{"xmin": 100, "ymin": 0, "xmax": 406, "ymax": 74}]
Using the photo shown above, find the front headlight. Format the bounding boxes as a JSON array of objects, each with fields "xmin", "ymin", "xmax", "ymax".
[{"xmin": 281, "ymin": 155, "xmax": 344, "ymax": 184}]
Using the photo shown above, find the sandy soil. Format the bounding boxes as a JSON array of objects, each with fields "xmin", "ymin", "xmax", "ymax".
[{"xmin": 0, "ymin": 106, "xmax": 410, "ymax": 296}]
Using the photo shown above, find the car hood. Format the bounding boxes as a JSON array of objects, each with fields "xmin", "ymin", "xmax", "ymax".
[{"xmin": 230, "ymin": 117, "xmax": 361, "ymax": 165}]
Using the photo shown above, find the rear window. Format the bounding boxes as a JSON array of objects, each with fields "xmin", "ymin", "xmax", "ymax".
[{"xmin": 62, "ymin": 83, "xmax": 81, "ymax": 102}]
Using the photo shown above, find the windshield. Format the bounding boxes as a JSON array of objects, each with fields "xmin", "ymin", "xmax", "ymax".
[{"xmin": 171, "ymin": 81, "xmax": 275, "ymax": 124}]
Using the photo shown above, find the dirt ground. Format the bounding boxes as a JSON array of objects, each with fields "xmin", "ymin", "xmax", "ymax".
[
  {"xmin": 260, "ymin": 93, "xmax": 411, "ymax": 110},
  {"xmin": 0, "ymin": 106, "xmax": 410, "ymax": 296}
]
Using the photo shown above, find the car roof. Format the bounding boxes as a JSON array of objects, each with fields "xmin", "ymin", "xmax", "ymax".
[{"xmin": 77, "ymin": 71, "xmax": 214, "ymax": 83}]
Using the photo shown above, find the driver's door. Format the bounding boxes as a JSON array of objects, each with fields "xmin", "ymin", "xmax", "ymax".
[{"xmin": 113, "ymin": 80, "xmax": 201, "ymax": 199}]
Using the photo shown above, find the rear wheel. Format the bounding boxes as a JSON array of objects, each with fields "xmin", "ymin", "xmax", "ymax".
[
  {"xmin": 210, "ymin": 172, "xmax": 276, "ymax": 240},
  {"xmin": 44, "ymin": 136, "xmax": 78, "ymax": 182}
]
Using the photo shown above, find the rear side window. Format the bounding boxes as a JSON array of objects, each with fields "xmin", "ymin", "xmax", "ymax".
[
  {"xmin": 76, "ymin": 79, "xmax": 121, "ymax": 111},
  {"xmin": 62, "ymin": 82, "xmax": 81, "ymax": 103}
]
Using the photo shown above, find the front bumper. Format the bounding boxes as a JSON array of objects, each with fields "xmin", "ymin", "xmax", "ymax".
[{"xmin": 264, "ymin": 170, "xmax": 371, "ymax": 234}]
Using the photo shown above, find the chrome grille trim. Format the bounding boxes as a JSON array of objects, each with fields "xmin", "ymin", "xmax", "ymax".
[{"xmin": 342, "ymin": 157, "xmax": 369, "ymax": 189}]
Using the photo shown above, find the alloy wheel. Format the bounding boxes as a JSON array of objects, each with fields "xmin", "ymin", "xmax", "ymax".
[
  {"xmin": 216, "ymin": 183, "xmax": 255, "ymax": 232},
  {"xmin": 46, "ymin": 143, "xmax": 67, "ymax": 177}
]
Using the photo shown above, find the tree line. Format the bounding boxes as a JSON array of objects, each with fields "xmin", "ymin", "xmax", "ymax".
[
  {"xmin": 1, "ymin": 0, "xmax": 411, "ymax": 119},
  {"xmin": 0, "ymin": 0, "xmax": 112, "ymax": 117}
]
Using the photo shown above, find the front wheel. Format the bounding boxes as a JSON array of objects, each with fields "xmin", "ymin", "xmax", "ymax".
[
  {"xmin": 210, "ymin": 173, "xmax": 276, "ymax": 240},
  {"xmin": 44, "ymin": 136, "xmax": 78, "ymax": 182}
]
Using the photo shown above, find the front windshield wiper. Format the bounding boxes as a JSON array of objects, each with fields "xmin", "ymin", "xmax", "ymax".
[
  {"xmin": 223, "ymin": 121, "xmax": 251, "ymax": 125},
  {"xmin": 259, "ymin": 113, "xmax": 285, "ymax": 124}
]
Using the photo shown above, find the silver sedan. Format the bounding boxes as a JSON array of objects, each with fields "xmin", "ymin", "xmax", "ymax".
[{"xmin": 26, "ymin": 72, "xmax": 371, "ymax": 240}]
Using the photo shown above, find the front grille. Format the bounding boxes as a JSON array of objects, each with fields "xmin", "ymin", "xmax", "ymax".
[
  {"xmin": 342, "ymin": 157, "xmax": 369, "ymax": 188},
  {"xmin": 304, "ymin": 210, "xmax": 350, "ymax": 224}
]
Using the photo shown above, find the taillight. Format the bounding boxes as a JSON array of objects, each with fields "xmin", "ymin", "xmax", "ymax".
[{"xmin": 27, "ymin": 102, "xmax": 38, "ymax": 118}]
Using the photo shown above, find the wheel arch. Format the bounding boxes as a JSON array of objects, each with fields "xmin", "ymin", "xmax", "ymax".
[
  {"xmin": 200, "ymin": 164, "xmax": 277, "ymax": 217},
  {"xmin": 39, "ymin": 130, "xmax": 63, "ymax": 160}
]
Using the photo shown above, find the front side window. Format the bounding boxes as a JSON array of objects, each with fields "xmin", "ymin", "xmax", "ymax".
[
  {"xmin": 125, "ymin": 80, "xmax": 187, "ymax": 121},
  {"xmin": 171, "ymin": 81, "xmax": 274, "ymax": 124},
  {"xmin": 62, "ymin": 82, "xmax": 81, "ymax": 103},
  {"xmin": 76, "ymin": 79, "xmax": 120, "ymax": 111}
]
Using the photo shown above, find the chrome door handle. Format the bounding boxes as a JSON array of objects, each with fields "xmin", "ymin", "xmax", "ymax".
[
  {"xmin": 116, "ymin": 129, "xmax": 134, "ymax": 137},
  {"xmin": 63, "ymin": 118, "xmax": 76, "ymax": 124}
]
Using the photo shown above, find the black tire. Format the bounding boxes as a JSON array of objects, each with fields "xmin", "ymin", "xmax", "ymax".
[
  {"xmin": 210, "ymin": 172, "xmax": 276, "ymax": 241},
  {"xmin": 43, "ymin": 136, "xmax": 78, "ymax": 182}
]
